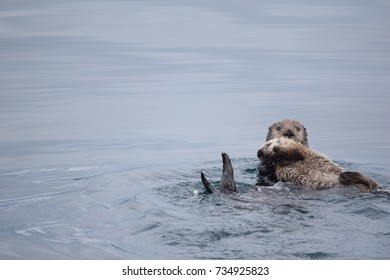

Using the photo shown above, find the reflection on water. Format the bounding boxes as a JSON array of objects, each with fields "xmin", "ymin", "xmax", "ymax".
[{"xmin": 0, "ymin": 0, "xmax": 389, "ymax": 259}]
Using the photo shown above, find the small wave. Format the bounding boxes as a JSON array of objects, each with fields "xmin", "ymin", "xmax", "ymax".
[
  {"xmin": 351, "ymin": 206, "xmax": 390, "ymax": 219},
  {"xmin": 0, "ymin": 187, "xmax": 81, "ymax": 208},
  {"xmin": 66, "ymin": 166, "xmax": 102, "ymax": 172},
  {"xmin": 133, "ymin": 222, "xmax": 163, "ymax": 235},
  {"xmin": 110, "ymin": 243, "xmax": 130, "ymax": 253},
  {"xmin": 293, "ymin": 251, "xmax": 337, "ymax": 260},
  {"xmin": 0, "ymin": 169, "xmax": 35, "ymax": 176},
  {"xmin": 374, "ymin": 188, "xmax": 390, "ymax": 195}
]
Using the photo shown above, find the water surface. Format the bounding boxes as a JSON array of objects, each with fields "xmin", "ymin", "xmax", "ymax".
[{"xmin": 0, "ymin": 0, "xmax": 390, "ymax": 259}]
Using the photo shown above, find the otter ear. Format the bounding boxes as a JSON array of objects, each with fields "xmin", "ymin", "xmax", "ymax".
[
  {"xmin": 266, "ymin": 124, "xmax": 275, "ymax": 141},
  {"xmin": 303, "ymin": 127, "xmax": 308, "ymax": 146}
]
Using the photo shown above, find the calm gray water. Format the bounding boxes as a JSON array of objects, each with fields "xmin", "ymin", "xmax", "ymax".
[{"xmin": 1, "ymin": 0, "xmax": 390, "ymax": 259}]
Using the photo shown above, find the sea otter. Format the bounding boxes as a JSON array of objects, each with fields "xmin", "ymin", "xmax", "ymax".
[
  {"xmin": 258, "ymin": 119, "xmax": 308, "ymax": 185},
  {"xmin": 257, "ymin": 138, "xmax": 378, "ymax": 192},
  {"xmin": 201, "ymin": 152, "xmax": 236, "ymax": 193}
]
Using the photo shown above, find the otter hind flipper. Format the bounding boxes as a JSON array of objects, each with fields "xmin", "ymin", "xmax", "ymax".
[
  {"xmin": 339, "ymin": 171, "xmax": 378, "ymax": 192},
  {"xmin": 201, "ymin": 153, "xmax": 237, "ymax": 194},
  {"xmin": 221, "ymin": 152, "xmax": 237, "ymax": 192},
  {"xmin": 201, "ymin": 172, "xmax": 215, "ymax": 193}
]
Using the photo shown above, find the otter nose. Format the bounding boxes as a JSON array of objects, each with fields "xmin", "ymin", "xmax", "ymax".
[
  {"xmin": 284, "ymin": 129, "xmax": 294, "ymax": 138},
  {"xmin": 257, "ymin": 149, "xmax": 263, "ymax": 159}
]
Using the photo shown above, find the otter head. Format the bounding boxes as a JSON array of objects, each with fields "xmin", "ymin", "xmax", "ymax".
[{"xmin": 266, "ymin": 119, "xmax": 308, "ymax": 147}]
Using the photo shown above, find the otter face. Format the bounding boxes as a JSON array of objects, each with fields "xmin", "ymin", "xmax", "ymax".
[{"xmin": 266, "ymin": 119, "xmax": 308, "ymax": 147}]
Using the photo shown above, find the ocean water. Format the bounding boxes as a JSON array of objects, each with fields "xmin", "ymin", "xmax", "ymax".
[{"xmin": 0, "ymin": 0, "xmax": 389, "ymax": 259}]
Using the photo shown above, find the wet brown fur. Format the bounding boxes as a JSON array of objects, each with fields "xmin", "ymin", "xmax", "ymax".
[
  {"xmin": 258, "ymin": 119, "xmax": 308, "ymax": 181},
  {"xmin": 258, "ymin": 138, "xmax": 377, "ymax": 192},
  {"xmin": 266, "ymin": 119, "xmax": 308, "ymax": 147}
]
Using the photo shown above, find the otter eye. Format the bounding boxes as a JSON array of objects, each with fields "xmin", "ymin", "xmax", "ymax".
[
  {"xmin": 296, "ymin": 127, "xmax": 301, "ymax": 132},
  {"xmin": 276, "ymin": 126, "xmax": 281, "ymax": 131}
]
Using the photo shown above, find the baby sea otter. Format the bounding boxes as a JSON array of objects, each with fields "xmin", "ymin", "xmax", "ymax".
[
  {"xmin": 259, "ymin": 119, "xmax": 308, "ymax": 185},
  {"xmin": 258, "ymin": 138, "xmax": 377, "ymax": 192}
]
